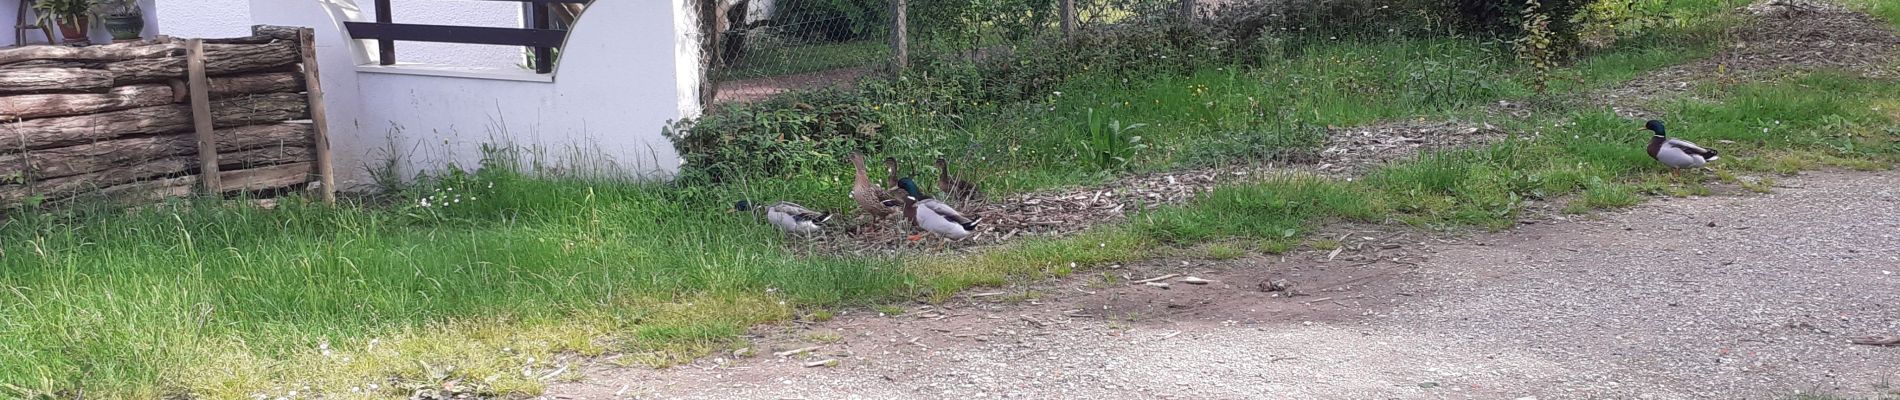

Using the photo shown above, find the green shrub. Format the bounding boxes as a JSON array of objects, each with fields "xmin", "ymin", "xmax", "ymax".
[{"xmin": 666, "ymin": 88, "xmax": 883, "ymax": 182}]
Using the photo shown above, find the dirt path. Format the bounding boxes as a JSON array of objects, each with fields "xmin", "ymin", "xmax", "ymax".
[{"xmin": 550, "ymin": 170, "xmax": 1900, "ymax": 399}]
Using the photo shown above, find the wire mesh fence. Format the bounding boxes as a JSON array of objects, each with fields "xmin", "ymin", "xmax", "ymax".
[
  {"xmin": 705, "ymin": 0, "xmax": 1199, "ymax": 104},
  {"xmin": 711, "ymin": 0, "xmax": 896, "ymax": 82}
]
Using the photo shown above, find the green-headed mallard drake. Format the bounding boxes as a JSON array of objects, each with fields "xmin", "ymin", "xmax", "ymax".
[
  {"xmin": 896, "ymin": 177, "xmax": 981, "ymax": 240},
  {"xmin": 734, "ymin": 200, "xmax": 831, "ymax": 234},
  {"xmin": 850, "ymin": 152, "xmax": 901, "ymax": 220},
  {"xmin": 935, "ymin": 157, "xmax": 981, "ymax": 203},
  {"xmin": 1644, "ymin": 119, "xmax": 1720, "ymax": 177}
]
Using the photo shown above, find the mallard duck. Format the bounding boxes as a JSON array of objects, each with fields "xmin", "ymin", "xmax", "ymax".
[
  {"xmin": 734, "ymin": 200, "xmax": 831, "ymax": 234},
  {"xmin": 1644, "ymin": 119, "xmax": 1720, "ymax": 177},
  {"xmin": 850, "ymin": 152, "xmax": 901, "ymax": 221},
  {"xmin": 885, "ymin": 157, "xmax": 916, "ymax": 230},
  {"xmin": 935, "ymin": 157, "xmax": 982, "ymax": 203},
  {"xmin": 896, "ymin": 177, "xmax": 981, "ymax": 240},
  {"xmin": 883, "ymin": 157, "xmax": 905, "ymax": 192}
]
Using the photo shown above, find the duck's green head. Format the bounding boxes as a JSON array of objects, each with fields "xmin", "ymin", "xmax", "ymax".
[
  {"xmin": 733, "ymin": 200, "xmax": 752, "ymax": 212},
  {"xmin": 896, "ymin": 177, "xmax": 925, "ymax": 200},
  {"xmin": 1644, "ymin": 120, "xmax": 1666, "ymax": 136}
]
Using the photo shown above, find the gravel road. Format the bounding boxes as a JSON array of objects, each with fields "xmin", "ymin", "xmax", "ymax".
[{"xmin": 550, "ymin": 170, "xmax": 1900, "ymax": 400}]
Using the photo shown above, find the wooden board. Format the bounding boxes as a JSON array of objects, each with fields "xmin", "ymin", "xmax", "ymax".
[
  {"xmin": 0, "ymin": 41, "xmax": 182, "ymax": 66},
  {"xmin": 90, "ymin": 162, "xmax": 313, "ymax": 204},
  {"xmin": 0, "ymin": 147, "xmax": 312, "ymax": 205},
  {"xmin": 0, "ymin": 67, "xmax": 115, "ymax": 94},
  {"xmin": 107, "ymin": 41, "xmax": 301, "ymax": 86},
  {"xmin": 188, "ymin": 39, "xmax": 223, "ymax": 193},
  {"xmin": 0, "ymin": 123, "xmax": 311, "ymax": 180},
  {"xmin": 0, "ymin": 92, "xmax": 308, "ymax": 151},
  {"xmin": 296, "ymin": 27, "xmax": 339, "ymax": 205},
  {"xmin": 0, "ymin": 72, "xmax": 302, "ymax": 120}
]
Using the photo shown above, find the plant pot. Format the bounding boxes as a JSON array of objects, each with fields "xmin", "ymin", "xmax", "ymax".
[
  {"xmin": 103, "ymin": 15, "xmax": 144, "ymax": 41},
  {"xmin": 55, "ymin": 15, "xmax": 90, "ymax": 45}
]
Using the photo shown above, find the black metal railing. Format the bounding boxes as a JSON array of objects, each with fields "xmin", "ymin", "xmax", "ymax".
[{"xmin": 344, "ymin": 0, "xmax": 587, "ymax": 74}]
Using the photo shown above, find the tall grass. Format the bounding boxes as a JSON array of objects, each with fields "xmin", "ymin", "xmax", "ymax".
[{"xmin": 0, "ymin": 172, "xmax": 915, "ymax": 398}]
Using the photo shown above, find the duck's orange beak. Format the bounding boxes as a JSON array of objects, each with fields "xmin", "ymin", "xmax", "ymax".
[{"xmin": 907, "ymin": 234, "xmax": 924, "ymax": 242}]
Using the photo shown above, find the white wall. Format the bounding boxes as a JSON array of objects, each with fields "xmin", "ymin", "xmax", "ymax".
[
  {"xmin": 155, "ymin": 0, "xmax": 251, "ymax": 38},
  {"xmin": 229, "ymin": 0, "xmax": 699, "ymax": 189}
]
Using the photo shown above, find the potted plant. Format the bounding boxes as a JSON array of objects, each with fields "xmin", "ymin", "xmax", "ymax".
[
  {"xmin": 94, "ymin": 0, "xmax": 143, "ymax": 42},
  {"xmin": 31, "ymin": 0, "xmax": 96, "ymax": 45}
]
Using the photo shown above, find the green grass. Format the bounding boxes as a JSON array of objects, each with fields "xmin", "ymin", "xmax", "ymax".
[
  {"xmin": 871, "ymin": 24, "xmax": 1729, "ymax": 195},
  {"xmin": 1202, "ymin": 242, "xmax": 1246, "ymax": 260},
  {"xmin": 3, "ymin": 3, "xmax": 1886, "ymax": 397},
  {"xmin": 1845, "ymin": 0, "xmax": 1900, "ymax": 30},
  {"xmin": 0, "ymin": 175, "xmax": 907, "ymax": 398}
]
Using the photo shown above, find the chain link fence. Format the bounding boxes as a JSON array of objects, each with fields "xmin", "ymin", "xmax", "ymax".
[
  {"xmin": 705, "ymin": 0, "xmax": 1199, "ymax": 104},
  {"xmin": 710, "ymin": 0, "xmax": 895, "ymax": 83}
]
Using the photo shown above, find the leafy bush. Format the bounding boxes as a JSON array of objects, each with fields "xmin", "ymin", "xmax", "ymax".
[
  {"xmin": 909, "ymin": 0, "xmax": 1066, "ymax": 47},
  {"xmin": 666, "ymin": 89, "xmax": 883, "ymax": 182},
  {"xmin": 1446, "ymin": 0, "xmax": 1590, "ymax": 42}
]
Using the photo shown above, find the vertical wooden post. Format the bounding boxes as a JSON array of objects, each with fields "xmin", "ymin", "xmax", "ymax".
[
  {"xmin": 891, "ymin": 0, "xmax": 909, "ymax": 74},
  {"xmin": 1061, "ymin": 0, "xmax": 1077, "ymax": 37},
  {"xmin": 185, "ymin": 39, "xmax": 222, "ymax": 194},
  {"xmin": 1178, "ymin": 0, "xmax": 1195, "ymax": 20},
  {"xmin": 374, "ymin": 0, "xmax": 395, "ymax": 65},
  {"xmin": 530, "ymin": 2, "xmax": 553, "ymax": 74},
  {"xmin": 297, "ymin": 28, "xmax": 338, "ymax": 205}
]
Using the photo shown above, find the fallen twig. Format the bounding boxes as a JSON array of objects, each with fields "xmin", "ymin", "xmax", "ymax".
[
  {"xmin": 1301, "ymin": 296, "xmax": 1336, "ymax": 304},
  {"xmin": 774, "ymin": 346, "xmax": 821, "ymax": 357},
  {"xmin": 1132, "ymin": 274, "xmax": 1180, "ymax": 284}
]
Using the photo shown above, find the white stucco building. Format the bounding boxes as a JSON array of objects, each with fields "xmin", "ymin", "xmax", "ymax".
[{"xmin": 9, "ymin": 0, "xmax": 708, "ymax": 189}]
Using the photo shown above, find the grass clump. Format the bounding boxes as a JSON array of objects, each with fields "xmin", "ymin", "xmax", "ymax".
[{"xmin": 1202, "ymin": 242, "xmax": 1247, "ymax": 260}]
